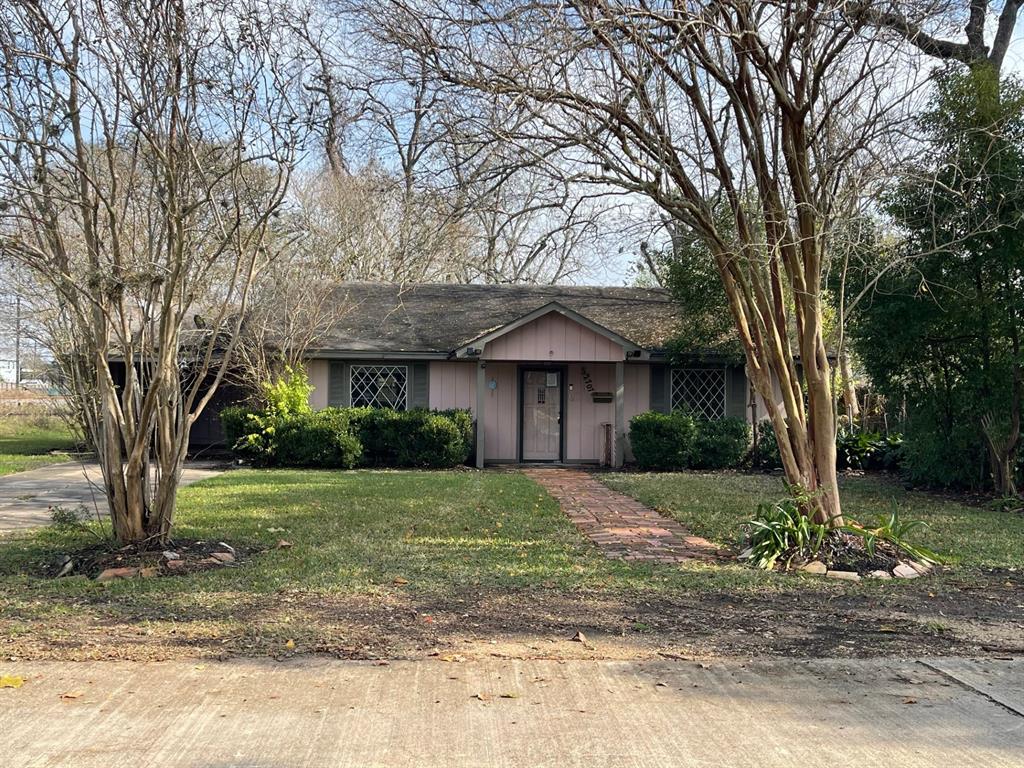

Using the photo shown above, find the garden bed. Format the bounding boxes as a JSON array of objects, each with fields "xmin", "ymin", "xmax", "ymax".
[{"xmin": 43, "ymin": 538, "xmax": 260, "ymax": 581}]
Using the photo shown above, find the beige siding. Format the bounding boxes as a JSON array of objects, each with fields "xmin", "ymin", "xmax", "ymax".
[
  {"xmin": 429, "ymin": 361, "xmax": 476, "ymax": 411},
  {"xmin": 430, "ymin": 360, "xmax": 518, "ymax": 461},
  {"xmin": 564, "ymin": 363, "xmax": 613, "ymax": 462},
  {"xmin": 753, "ymin": 371, "xmax": 784, "ymax": 423},
  {"xmin": 484, "ymin": 312, "xmax": 624, "ymax": 362},
  {"xmin": 482, "ymin": 363, "xmax": 518, "ymax": 461},
  {"xmin": 307, "ymin": 359, "xmax": 330, "ymax": 410},
  {"xmin": 623, "ymin": 364, "xmax": 651, "ymax": 462}
]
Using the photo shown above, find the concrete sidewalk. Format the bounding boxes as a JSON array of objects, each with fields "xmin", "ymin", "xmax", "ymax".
[
  {"xmin": 0, "ymin": 460, "xmax": 226, "ymax": 531},
  {"xmin": 3, "ymin": 657, "xmax": 1022, "ymax": 767}
]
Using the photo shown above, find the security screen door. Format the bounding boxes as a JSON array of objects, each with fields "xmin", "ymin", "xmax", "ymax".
[{"xmin": 522, "ymin": 370, "xmax": 561, "ymax": 461}]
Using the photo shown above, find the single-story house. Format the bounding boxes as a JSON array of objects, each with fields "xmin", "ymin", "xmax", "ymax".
[{"xmin": 283, "ymin": 282, "xmax": 763, "ymax": 468}]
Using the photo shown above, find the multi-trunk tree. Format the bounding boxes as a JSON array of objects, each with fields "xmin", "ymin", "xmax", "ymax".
[
  {"xmin": 0, "ymin": 0, "xmax": 303, "ymax": 544},
  {"xmin": 381, "ymin": 0, "xmax": 926, "ymax": 525}
]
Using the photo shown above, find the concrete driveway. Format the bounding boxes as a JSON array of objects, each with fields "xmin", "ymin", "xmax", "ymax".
[
  {"xmin": 0, "ymin": 460, "xmax": 226, "ymax": 532},
  {"xmin": 2, "ymin": 656, "xmax": 1022, "ymax": 767}
]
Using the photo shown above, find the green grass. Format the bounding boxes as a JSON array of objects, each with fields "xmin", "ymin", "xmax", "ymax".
[
  {"xmin": 601, "ymin": 471, "xmax": 1024, "ymax": 569},
  {"xmin": 0, "ymin": 469, "xmax": 786, "ymax": 657},
  {"xmin": 0, "ymin": 469, "xmax": 769, "ymax": 597},
  {"xmin": 0, "ymin": 416, "xmax": 79, "ymax": 476},
  {"xmin": 0, "ymin": 467, "xmax": 1017, "ymax": 659}
]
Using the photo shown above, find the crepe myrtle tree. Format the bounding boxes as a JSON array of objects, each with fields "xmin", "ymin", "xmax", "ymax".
[
  {"xmin": 0, "ymin": 0, "xmax": 306, "ymax": 544},
  {"xmin": 377, "ymin": 0, "xmax": 927, "ymax": 525}
]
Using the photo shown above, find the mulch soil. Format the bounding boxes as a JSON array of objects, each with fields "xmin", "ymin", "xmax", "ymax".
[{"xmin": 43, "ymin": 538, "xmax": 256, "ymax": 579}]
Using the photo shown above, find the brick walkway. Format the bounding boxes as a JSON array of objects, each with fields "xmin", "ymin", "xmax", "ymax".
[{"xmin": 521, "ymin": 468, "xmax": 725, "ymax": 564}]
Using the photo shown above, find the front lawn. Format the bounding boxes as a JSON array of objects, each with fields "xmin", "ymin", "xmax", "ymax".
[
  {"xmin": 600, "ymin": 471, "xmax": 1024, "ymax": 569},
  {"xmin": 0, "ymin": 416, "xmax": 79, "ymax": 476},
  {"xmin": 1, "ymin": 468, "xmax": 1021, "ymax": 661},
  {"xmin": 0, "ymin": 469, "xmax": 767, "ymax": 596}
]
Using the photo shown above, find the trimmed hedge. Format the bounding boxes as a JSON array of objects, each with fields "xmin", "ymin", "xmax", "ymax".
[
  {"xmin": 219, "ymin": 405, "xmax": 474, "ymax": 469},
  {"xmin": 348, "ymin": 407, "xmax": 474, "ymax": 468},
  {"xmin": 752, "ymin": 420, "xmax": 781, "ymax": 469},
  {"xmin": 629, "ymin": 411, "xmax": 699, "ymax": 470},
  {"xmin": 692, "ymin": 417, "xmax": 751, "ymax": 470},
  {"xmin": 630, "ymin": 411, "xmax": 751, "ymax": 470},
  {"xmin": 274, "ymin": 410, "xmax": 362, "ymax": 469}
]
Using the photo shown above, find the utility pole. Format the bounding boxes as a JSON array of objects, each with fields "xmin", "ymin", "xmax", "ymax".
[{"xmin": 14, "ymin": 296, "xmax": 21, "ymax": 385}]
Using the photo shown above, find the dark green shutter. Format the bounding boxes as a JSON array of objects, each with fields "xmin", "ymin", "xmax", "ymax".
[
  {"xmin": 649, "ymin": 364, "xmax": 669, "ymax": 413},
  {"xmin": 410, "ymin": 362, "xmax": 429, "ymax": 409},
  {"xmin": 328, "ymin": 361, "xmax": 348, "ymax": 407},
  {"xmin": 725, "ymin": 366, "xmax": 747, "ymax": 419}
]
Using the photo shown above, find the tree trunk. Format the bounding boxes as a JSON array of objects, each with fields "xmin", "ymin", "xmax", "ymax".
[
  {"xmin": 840, "ymin": 353, "xmax": 860, "ymax": 423},
  {"xmin": 745, "ymin": 350, "xmax": 844, "ymax": 528},
  {"xmin": 983, "ymin": 415, "xmax": 1021, "ymax": 498}
]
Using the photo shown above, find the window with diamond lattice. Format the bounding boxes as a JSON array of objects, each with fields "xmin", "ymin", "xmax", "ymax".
[
  {"xmin": 671, "ymin": 368, "xmax": 726, "ymax": 419},
  {"xmin": 350, "ymin": 365, "xmax": 408, "ymax": 410}
]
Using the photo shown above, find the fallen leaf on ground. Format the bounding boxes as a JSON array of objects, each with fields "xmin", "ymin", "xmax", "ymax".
[
  {"xmin": 473, "ymin": 693, "xmax": 493, "ymax": 702},
  {"xmin": 60, "ymin": 691, "xmax": 83, "ymax": 700},
  {"xmin": 276, "ymin": 540, "xmax": 292, "ymax": 549},
  {"xmin": 393, "ymin": 577, "xmax": 409, "ymax": 585},
  {"xmin": 0, "ymin": 675, "xmax": 24, "ymax": 689},
  {"xmin": 284, "ymin": 639, "xmax": 295, "ymax": 651},
  {"xmin": 903, "ymin": 698, "xmax": 917, "ymax": 705},
  {"xmin": 500, "ymin": 692, "xmax": 519, "ymax": 699}
]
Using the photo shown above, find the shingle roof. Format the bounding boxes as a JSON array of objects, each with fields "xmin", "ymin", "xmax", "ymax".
[{"xmin": 312, "ymin": 283, "xmax": 680, "ymax": 354}]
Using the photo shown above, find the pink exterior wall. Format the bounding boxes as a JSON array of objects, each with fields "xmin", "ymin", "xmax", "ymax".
[
  {"xmin": 565, "ymin": 363, "xmax": 614, "ymax": 461},
  {"xmin": 307, "ymin": 359, "xmax": 330, "ymax": 410},
  {"xmin": 484, "ymin": 312, "xmax": 624, "ymax": 362},
  {"xmin": 563, "ymin": 363, "xmax": 650, "ymax": 463},
  {"xmin": 428, "ymin": 361, "xmax": 476, "ymax": 411},
  {"xmin": 482, "ymin": 363, "xmax": 518, "ymax": 461},
  {"xmin": 308, "ymin": 356, "xmax": 653, "ymax": 465},
  {"xmin": 623, "ymin": 364, "xmax": 650, "ymax": 462},
  {"xmin": 753, "ymin": 372, "xmax": 783, "ymax": 424},
  {"xmin": 428, "ymin": 360, "xmax": 518, "ymax": 461}
]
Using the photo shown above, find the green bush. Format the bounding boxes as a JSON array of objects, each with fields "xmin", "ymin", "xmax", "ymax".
[
  {"xmin": 836, "ymin": 430, "xmax": 903, "ymax": 471},
  {"xmin": 742, "ymin": 497, "xmax": 829, "ymax": 570},
  {"xmin": 353, "ymin": 408, "xmax": 473, "ymax": 468},
  {"xmin": 752, "ymin": 420, "xmax": 782, "ymax": 469},
  {"xmin": 223, "ymin": 404, "xmax": 473, "ymax": 469},
  {"xmin": 693, "ymin": 417, "xmax": 750, "ymax": 470},
  {"xmin": 901, "ymin": 419, "xmax": 987, "ymax": 490},
  {"xmin": 629, "ymin": 411, "xmax": 698, "ymax": 470},
  {"xmin": 274, "ymin": 409, "xmax": 362, "ymax": 469},
  {"xmin": 261, "ymin": 365, "xmax": 313, "ymax": 418},
  {"xmin": 218, "ymin": 405, "xmax": 252, "ymax": 449}
]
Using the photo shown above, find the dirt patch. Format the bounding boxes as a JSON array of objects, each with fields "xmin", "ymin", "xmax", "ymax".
[
  {"xmin": 45, "ymin": 538, "xmax": 257, "ymax": 579},
  {"xmin": 3, "ymin": 569, "xmax": 1022, "ymax": 662}
]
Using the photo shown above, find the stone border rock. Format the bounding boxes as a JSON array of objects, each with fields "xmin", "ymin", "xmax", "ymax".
[
  {"xmin": 95, "ymin": 542, "xmax": 236, "ymax": 582},
  {"xmin": 797, "ymin": 559, "xmax": 933, "ymax": 583}
]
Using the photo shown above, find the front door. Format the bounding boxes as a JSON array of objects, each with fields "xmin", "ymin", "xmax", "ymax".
[{"xmin": 522, "ymin": 370, "xmax": 562, "ymax": 461}]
